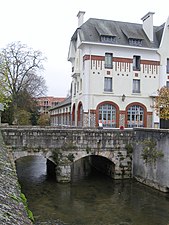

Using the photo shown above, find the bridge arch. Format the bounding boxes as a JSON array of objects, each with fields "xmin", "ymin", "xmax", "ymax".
[
  {"xmin": 12, "ymin": 150, "xmax": 52, "ymax": 161},
  {"xmin": 72, "ymin": 153, "xmax": 116, "ymax": 179},
  {"xmin": 13, "ymin": 151, "xmax": 44, "ymax": 161},
  {"xmin": 14, "ymin": 150, "xmax": 58, "ymax": 179},
  {"xmin": 73, "ymin": 151, "xmax": 116, "ymax": 164}
]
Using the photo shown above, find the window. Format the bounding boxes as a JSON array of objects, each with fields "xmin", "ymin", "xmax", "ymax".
[
  {"xmin": 99, "ymin": 104, "xmax": 116, "ymax": 127},
  {"xmin": 166, "ymin": 81, "xmax": 169, "ymax": 88},
  {"xmin": 44, "ymin": 101, "xmax": 48, "ymax": 106},
  {"xmin": 133, "ymin": 55, "xmax": 140, "ymax": 71},
  {"xmin": 105, "ymin": 53, "xmax": 113, "ymax": 69},
  {"xmin": 101, "ymin": 35, "xmax": 116, "ymax": 43},
  {"xmin": 74, "ymin": 83, "xmax": 76, "ymax": 96},
  {"xmin": 129, "ymin": 38, "xmax": 142, "ymax": 46},
  {"xmin": 133, "ymin": 79, "xmax": 140, "ymax": 93},
  {"xmin": 80, "ymin": 79, "xmax": 82, "ymax": 90},
  {"xmin": 167, "ymin": 58, "xmax": 169, "ymax": 73},
  {"xmin": 104, "ymin": 77, "xmax": 112, "ymax": 92},
  {"xmin": 127, "ymin": 105, "xmax": 144, "ymax": 127}
]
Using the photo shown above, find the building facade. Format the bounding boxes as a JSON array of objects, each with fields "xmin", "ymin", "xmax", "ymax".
[
  {"xmin": 66, "ymin": 11, "xmax": 169, "ymax": 128},
  {"xmin": 36, "ymin": 96, "xmax": 65, "ymax": 114},
  {"xmin": 50, "ymin": 96, "xmax": 71, "ymax": 126}
]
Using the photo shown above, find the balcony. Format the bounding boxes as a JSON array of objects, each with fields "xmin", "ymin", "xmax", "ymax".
[{"xmin": 72, "ymin": 67, "xmax": 80, "ymax": 78}]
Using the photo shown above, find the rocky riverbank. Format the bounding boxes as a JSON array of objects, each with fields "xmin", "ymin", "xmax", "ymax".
[{"xmin": 0, "ymin": 131, "xmax": 32, "ymax": 225}]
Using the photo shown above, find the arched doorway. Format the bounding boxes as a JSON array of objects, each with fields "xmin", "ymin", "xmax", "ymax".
[
  {"xmin": 96, "ymin": 101, "xmax": 119, "ymax": 127},
  {"xmin": 72, "ymin": 103, "xmax": 75, "ymax": 126},
  {"xmin": 126, "ymin": 103, "xmax": 147, "ymax": 127},
  {"xmin": 77, "ymin": 101, "xmax": 83, "ymax": 127}
]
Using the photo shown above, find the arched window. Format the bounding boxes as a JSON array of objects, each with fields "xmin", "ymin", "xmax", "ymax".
[
  {"xmin": 99, "ymin": 104, "xmax": 116, "ymax": 127},
  {"xmin": 127, "ymin": 105, "xmax": 144, "ymax": 127}
]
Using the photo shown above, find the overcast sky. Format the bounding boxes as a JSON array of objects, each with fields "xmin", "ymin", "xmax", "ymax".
[{"xmin": 0, "ymin": 0, "xmax": 168, "ymax": 97}]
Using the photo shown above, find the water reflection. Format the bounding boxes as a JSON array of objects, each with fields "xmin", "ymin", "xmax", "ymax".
[{"xmin": 16, "ymin": 156, "xmax": 169, "ymax": 225}]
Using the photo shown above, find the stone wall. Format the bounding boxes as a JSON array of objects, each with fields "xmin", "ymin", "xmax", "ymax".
[
  {"xmin": 133, "ymin": 128, "xmax": 169, "ymax": 192},
  {"xmin": 0, "ymin": 132, "xmax": 32, "ymax": 225}
]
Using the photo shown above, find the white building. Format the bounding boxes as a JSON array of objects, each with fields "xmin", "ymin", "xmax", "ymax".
[{"xmin": 66, "ymin": 11, "xmax": 169, "ymax": 128}]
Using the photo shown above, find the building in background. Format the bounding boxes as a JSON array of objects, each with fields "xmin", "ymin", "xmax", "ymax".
[
  {"xmin": 36, "ymin": 96, "xmax": 65, "ymax": 114},
  {"xmin": 50, "ymin": 96, "xmax": 71, "ymax": 126},
  {"xmin": 66, "ymin": 11, "xmax": 169, "ymax": 128}
]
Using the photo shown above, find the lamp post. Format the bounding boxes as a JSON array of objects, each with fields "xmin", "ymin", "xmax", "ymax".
[
  {"xmin": 122, "ymin": 94, "xmax": 126, "ymax": 102},
  {"xmin": 0, "ymin": 103, "xmax": 4, "ymax": 125}
]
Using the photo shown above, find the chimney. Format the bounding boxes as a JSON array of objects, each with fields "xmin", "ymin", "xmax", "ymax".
[
  {"xmin": 141, "ymin": 12, "xmax": 155, "ymax": 42},
  {"xmin": 77, "ymin": 11, "xmax": 85, "ymax": 27}
]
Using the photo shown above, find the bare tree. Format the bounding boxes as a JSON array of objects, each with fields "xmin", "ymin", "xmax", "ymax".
[
  {"xmin": 0, "ymin": 41, "xmax": 47, "ymax": 101},
  {"xmin": 24, "ymin": 73, "xmax": 47, "ymax": 97},
  {"xmin": 0, "ymin": 41, "xmax": 48, "ymax": 124}
]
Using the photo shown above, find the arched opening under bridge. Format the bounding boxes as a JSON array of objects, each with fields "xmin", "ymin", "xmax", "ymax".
[{"xmin": 71, "ymin": 155, "xmax": 115, "ymax": 182}]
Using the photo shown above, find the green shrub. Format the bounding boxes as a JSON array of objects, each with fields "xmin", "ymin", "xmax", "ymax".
[{"xmin": 141, "ymin": 139, "xmax": 164, "ymax": 165}]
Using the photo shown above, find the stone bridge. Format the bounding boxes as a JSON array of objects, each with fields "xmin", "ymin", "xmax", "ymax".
[
  {"xmin": 1, "ymin": 126, "xmax": 169, "ymax": 192},
  {"xmin": 1, "ymin": 126, "xmax": 134, "ymax": 183}
]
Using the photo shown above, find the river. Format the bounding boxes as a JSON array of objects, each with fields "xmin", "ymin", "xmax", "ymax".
[{"xmin": 16, "ymin": 155, "xmax": 169, "ymax": 225}]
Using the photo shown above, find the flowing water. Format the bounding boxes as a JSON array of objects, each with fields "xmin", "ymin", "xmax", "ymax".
[{"xmin": 16, "ymin": 155, "xmax": 169, "ymax": 225}]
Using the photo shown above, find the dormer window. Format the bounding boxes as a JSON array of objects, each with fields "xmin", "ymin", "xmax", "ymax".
[
  {"xmin": 129, "ymin": 38, "xmax": 142, "ymax": 46},
  {"xmin": 101, "ymin": 35, "xmax": 116, "ymax": 43}
]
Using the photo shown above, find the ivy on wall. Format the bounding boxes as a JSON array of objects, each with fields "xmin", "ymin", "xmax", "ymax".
[{"xmin": 141, "ymin": 139, "xmax": 164, "ymax": 165}]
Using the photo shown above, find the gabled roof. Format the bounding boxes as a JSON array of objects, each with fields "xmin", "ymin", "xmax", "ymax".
[
  {"xmin": 71, "ymin": 17, "xmax": 165, "ymax": 49},
  {"xmin": 155, "ymin": 23, "xmax": 165, "ymax": 43},
  {"xmin": 121, "ymin": 25, "xmax": 144, "ymax": 40},
  {"xmin": 95, "ymin": 23, "xmax": 117, "ymax": 37}
]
